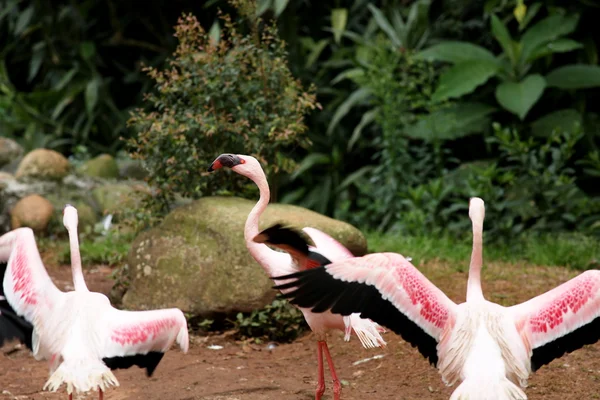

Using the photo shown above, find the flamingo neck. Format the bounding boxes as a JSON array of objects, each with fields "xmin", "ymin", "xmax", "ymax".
[
  {"xmin": 466, "ymin": 219, "xmax": 484, "ymax": 301},
  {"xmin": 242, "ymin": 168, "xmax": 289, "ymax": 274},
  {"xmin": 68, "ymin": 228, "xmax": 89, "ymax": 292}
]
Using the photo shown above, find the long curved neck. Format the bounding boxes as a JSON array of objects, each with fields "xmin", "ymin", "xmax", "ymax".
[
  {"xmin": 243, "ymin": 168, "xmax": 290, "ymax": 275},
  {"xmin": 466, "ymin": 217, "xmax": 484, "ymax": 302},
  {"xmin": 67, "ymin": 227, "xmax": 89, "ymax": 292}
]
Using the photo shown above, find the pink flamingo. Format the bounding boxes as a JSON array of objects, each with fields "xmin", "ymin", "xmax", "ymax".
[
  {"xmin": 1, "ymin": 270, "xmax": 33, "ymax": 349},
  {"xmin": 269, "ymin": 197, "xmax": 600, "ymax": 399},
  {"xmin": 0, "ymin": 205, "xmax": 189, "ymax": 399},
  {"xmin": 208, "ymin": 153, "xmax": 386, "ymax": 400}
]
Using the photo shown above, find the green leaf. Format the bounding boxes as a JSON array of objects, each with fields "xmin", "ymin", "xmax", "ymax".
[
  {"xmin": 331, "ymin": 67, "xmax": 364, "ymax": 85},
  {"xmin": 291, "ymin": 153, "xmax": 331, "ymax": 180},
  {"xmin": 521, "ymin": 14, "xmax": 579, "ymax": 63},
  {"xmin": 273, "ymin": 0, "xmax": 289, "ymax": 17},
  {"xmin": 526, "ymin": 39, "xmax": 583, "ymax": 62},
  {"xmin": 518, "ymin": 2, "xmax": 542, "ymax": 31},
  {"xmin": 208, "ymin": 20, "xmax": 220, "ymax": 46},
  {"xmin": 305, "ymin": 39, "xmax": 329, "ymax": 69},
  {"xmin": 327, "ymin": 87, "xmax": 371, "ymax": 134},
  {"xmin": 530, "ymin": 109, "xmax": 582, "ymax": 137},
  {"xmin": 495, "ymin": 74, "xmax": 546, "ymax": 120},
  {"xmin": 55, "ymin": 68, "xmax": 78, "ymax": 91},
  {"xmin": 256, "ymin": 0, "xmax": 272, "ymax": 16},
  {"xmin": 85, "ymin": 78, "xmax": 100, "ymax": 115},
  {"xmin": 404, "ymin": 102, "xmax": 497, "ymax": 140},
  {"xmin": 331, "ymin": 8, "xmax": 348, "ymax": 44},
  {"xmin": 368, "ymin": 4, "xmax": 401, "ymax": 48},
  {"xmin": 491, "ymin": 14, "xmax": 516, "ymax": 67},
  {"xmin": 15, "ymin": 6, "xmax": 34, "ymax": 36},
  {"xmin": 80, "ymin": 41, "xmax": 96, "ymax": 61},
  {"xmin": 546, "ymin": 64, "xmax": 600, "ymax": 89},
  {"xmin": 432, "ymin": 60, "xmax": 499, "ymax": 102},
  {"xmin": 348, "ymin": 108, "xmax": 377, "ymax": 151},
  {"xmin": 28, "ymin": 44, "xmax": 45, "ymax": 82},
  {"xmin": 415, "ymin": 41, "xmax": 497, "ymax": 64}
]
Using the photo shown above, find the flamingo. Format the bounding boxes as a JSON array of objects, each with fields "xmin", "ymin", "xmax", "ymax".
[
  {"xmin": 1, "ymin": 263, "xmax": 33, "ymax": 349},
  {"xmin": 208, "ymin": 153, "xmax": 386, "ymax": 400},
  {"xmin": 268, "ymin": 197, "xmax": 600, "ymax": 399},
  {"xmin": 0, "ymin": 205, "xmax": 189, "ymax": 399}
]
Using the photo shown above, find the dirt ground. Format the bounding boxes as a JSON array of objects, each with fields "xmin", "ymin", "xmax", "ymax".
[{"xmin": 2, "ymin": 257, "xmax": 600, "ymax": 400}]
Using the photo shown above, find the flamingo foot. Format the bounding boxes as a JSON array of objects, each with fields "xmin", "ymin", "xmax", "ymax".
[
  {"xmin": 322, "ymin": 341, "xmax": 342, "ymax": 400},
  {"xmin": 315, "ymin": 341, "xmax": 326, "ymax": 400}
]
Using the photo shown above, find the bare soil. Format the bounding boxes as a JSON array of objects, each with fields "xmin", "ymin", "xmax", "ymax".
[{"xmin": 2, "ymin": 257, "xmax": 600, "ymax": 400}]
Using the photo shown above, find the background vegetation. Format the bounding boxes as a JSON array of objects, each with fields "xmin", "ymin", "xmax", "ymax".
[{"xmin": 2, "ymin": 0, "xmax": 599, "ymax": 248}]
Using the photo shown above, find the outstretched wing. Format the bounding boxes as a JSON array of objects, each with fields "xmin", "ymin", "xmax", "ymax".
[
  {"xmin": 510, "ymin": 270, "xmax": 600, "ymax": 371},
  {"xmin": 0, "ymin": 228, "xmax": 64, "ymax": 344},
  {"xmin": 101, "ymin": 307, "xmax": 189, "ymax": 376},
  {"xmin": 302, "ymin": 227, "xmax": 354, "ymax": 261},
  {"xmin": 274, "ymin": 252, "xmax": 457, "ymax": 365}
]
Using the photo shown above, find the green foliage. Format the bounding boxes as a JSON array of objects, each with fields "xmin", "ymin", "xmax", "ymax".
[
  {"xmin": 58, "ymin": 230, "xmax": 133, "ymax": 266},
  {"xmin": 128, "ymin": 7, "xmax": 317, "ymax": 206},
  {"xmin": 367, "ymin": 231, "xmax": 600, "ymax": 271},
  {"xmin": 232, "ymin": 297, "xmax": 307, "ymax": 343}
]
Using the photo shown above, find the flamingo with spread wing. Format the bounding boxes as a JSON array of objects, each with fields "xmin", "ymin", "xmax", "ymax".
[
  {"xmin": 0, "ymin": 205, "xmax": 189, "ymax": 399},
  {"xmin": 266, "ymin": 197, "xmax": 600, "ymax": 399},
  {"xmin": 208, "ymin": 153, "xmax": 386, "ymax": 400}
]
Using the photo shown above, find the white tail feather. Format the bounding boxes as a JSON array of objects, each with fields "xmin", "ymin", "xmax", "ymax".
[
  {"xmin": 43, "ymin": 359, "xmax": 119, "ymax": 394},
  {"xmin": 449, "ymin": 377, "xmax": 527, "ymax": 400},
  {"xmin": 344, "ymin": 314, "xmax": 386, "ymax": 349}
]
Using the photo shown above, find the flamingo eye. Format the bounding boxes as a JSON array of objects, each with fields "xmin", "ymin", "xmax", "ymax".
[{"xmin": 240, "ymin": 159, "xmax": 246, "ymax": 164}]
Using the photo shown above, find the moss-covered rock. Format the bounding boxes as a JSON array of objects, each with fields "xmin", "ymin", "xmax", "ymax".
[
  {"xmin": 0, "ymin": 138, "xmax": 23, "ymax": 168},
  {"xmin": 78, "ymin": 154, "xmax": 119, "ymax": 179},
  {"xmin": 92, "ymin": 183, "xmax": 148, "ymax": 218},
  {"xmin": 15, "ymin": 149, "xmax": 69, "ymax": 181},
  {"xmin": 121, "ymin": 196, "xmax": 367, "ymax": 316}
]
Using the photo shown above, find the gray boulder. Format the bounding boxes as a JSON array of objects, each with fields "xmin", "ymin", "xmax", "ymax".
[
  {"xmin": 121, "ymin": 196, "xmax": 367, "ymax": 316},
  {"xmin": 78, "ymin": 154, "xmax": 119, "ymax": 179},
  {"xmin": 15, "ymin": 149, "xmax": 70, "ymax": 181},
  {"xmin": 0, "ymin": 138, "xmax": 23, "ymax": 169}
]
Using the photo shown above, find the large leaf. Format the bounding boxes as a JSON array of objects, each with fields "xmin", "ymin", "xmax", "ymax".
[
  {"xmin": 546, "ymin": 64, "xmax": 600, "ymax": 89},
  {"xmin": 495, "ymin": 74, "xmax": 546, "ymax": 120},
  {"xmin": 273, "ymin": 0, "xmax": 289, "ymax": 17},
  {"xmin": 520, "ymin": 14, "xmax": 579, "ymax": 63},
  {"xmin": 85, "ymin": 77, "xmax": 100, "ymax": 115},
  {"xmin": 291, "ymin": 153, "xmax": 331, "ymax": 180},
  {"xmin": 327, "ymin": 87, "xmax": 371, "ymax": 134},
  {"xmin": 415, "ymin": 41, "xmax": 496, "ymax": 64},
  {"xmin": 348, "ymin": 108, "xmax": 377, "ymax": 151},
  {"xmin": 331, "ymin": 8, "xmax": 348, "ymax": 44},
  {"xmin": 432, "ymin": 60, "xmax": 499, "ymax": 102},
  {"xmin": 405, "ymin": 0, "xmax": 431, "ymax": 49},
  {"xmin": 368, "ymin": 4, "xmax": 401, "ymax": 48},
  {"xmin": 404, "ymin": 102, "xmax": 497, "ymax": 140},
  {"xmin": 530, "ymin": 109, "xmax": 582, "ymax": 137},
  {"xmin": 304, "ymin": 39, "xmax": 329, "ymax": 69},
  {"xmin": 491, "ymin": 14, "xmax": 517, "ymax": 67},
  {"xmin": 526, "ymin": 39, "xmax": 583, "ymax": 62}
]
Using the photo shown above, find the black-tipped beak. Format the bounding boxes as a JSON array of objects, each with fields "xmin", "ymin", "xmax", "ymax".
[
  {"xmin": 207, "ymin": 161, "xmax": 220, "ymax": 172},
  {"xmin": 207, "ymin": 154, "xmax": 243, "ymax": 172}
]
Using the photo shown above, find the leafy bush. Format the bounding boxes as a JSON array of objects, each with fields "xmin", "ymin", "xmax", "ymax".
[
  {"xmin": 57, "ymin": 230, "xmax": 133, "ymax": 266},
  {"xmin": 232, "ymin": 297, "xmax": 307, "ymax": 343},
  {"xmin": 128, "ymin": 5, "xmax": 318, "ymax": 206}
]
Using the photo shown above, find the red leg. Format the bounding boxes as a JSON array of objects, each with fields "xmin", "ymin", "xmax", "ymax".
[
  {"xmin": 68, "ymin": 394, "xmax": 72, "ymax": 400},
  {"xmin": 322, "ymin": 341, "xmax": 341, "ymax": 400},
  {"xmin": 315, "ymin": 341, "xmax": 325, "ymax": 400},
  {"xmin": 99, "ymin": 388, "xmax": 104, "ymax": 400}
]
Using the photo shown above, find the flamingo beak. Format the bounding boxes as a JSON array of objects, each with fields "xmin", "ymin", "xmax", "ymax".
[
  {"xmin": 208, "ymin": 154, "xmax": 243, "ymax": 172},
  {"xmin": 207, "ymin": 160, "xmax": 222, "ymax": 172}
]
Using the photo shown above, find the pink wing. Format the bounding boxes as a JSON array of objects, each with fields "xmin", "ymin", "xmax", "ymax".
[
  {"xmin": 510, "ymin": 270, "xmax": 600, "ymax": 371},
  {"xmin": 103, "ymin": 307, "xmax": 189, "ymax": 358},
  {"xmin": 0, "ymin": 228, "xmax": 65, "ymax": 329},
  {"xmin": 302, "ymin": 227, "xmax": 354, "ymax": 261},
  {"xmin": 274, "ymin": 252, "xmax": 457, "ymax": 365}
]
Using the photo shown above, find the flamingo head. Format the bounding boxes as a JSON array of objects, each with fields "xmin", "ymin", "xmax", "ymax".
[
  {"xmin": 468, "ymin": 197, "xmax": 485, "ymax": 225},
  {"xmin": 207, "ymin": 153, "xmax": 262, "ymax": 178},
  {"xmin": 63, "ymin": 204, "xmax": 78, "ymax": 231}
]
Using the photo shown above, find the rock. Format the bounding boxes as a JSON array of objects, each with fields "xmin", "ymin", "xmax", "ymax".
[
  {"xmin": 0, "ymin": 138, "xmax": 23, "ymax": 168},
  {"xmin": 15, "ymin": 149, "xmax": 70, "ymax": 181},
  {"xmin": 10, "ymin": 194, "xmax": 54, "ymax": 233},
  {"xmin": 78, "ymin": 154, "xmax": 119, "ymax": 179},
  {"xmin": 92, "ymin": 183, "xmax": 149, "ymax": 219},
  {"xmin": 0, "ymin": 172, "xmax": 14, "ymax": 190},
  {"xmin": 121, "ymin": 196, "xmax": 367, "ymax": 316},
  {"xmin": 117, "ymin": 158, "xmax": 148, "ymax": 180}
]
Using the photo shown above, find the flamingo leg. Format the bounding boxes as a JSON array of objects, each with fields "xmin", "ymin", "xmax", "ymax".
[
  {"xmin": 315, "ymin": 341, "xmax": 326, "ymax": 400},
  {"xmin": 99, "ymin": 388, "xmax": 104, "ymax": 400},
  {"xmin": 68, "ymin": 394, "xmax": 72, "ymax": 400},
  {"xmin": 322, "ymin": 341, "xmax": 341, "ymax": 400}
]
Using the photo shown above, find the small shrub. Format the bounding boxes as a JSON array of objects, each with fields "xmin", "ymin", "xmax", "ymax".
[
  {"xmin": 58, "ymin": 231, "xmax": 133, "ymax": 266},
  {"xmin": 128, "ymin": 3, "xmax": 318, "ymax": 207},
  {"xmin": 232, "ymin": 297, "xmax": 307, "ymax": 343}
]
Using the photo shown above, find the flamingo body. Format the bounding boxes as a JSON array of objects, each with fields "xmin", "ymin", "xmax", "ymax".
[
  {"xmin": 269, "ymin": 198, "xmax": 600, "ymax": 399},
  {"xmin": 209, "ymin": 154, "xmax": 385, "ymax": 399},
  {"xmin": 0, "ymin": 207, "xmax": 189, "ymax": 397}
]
